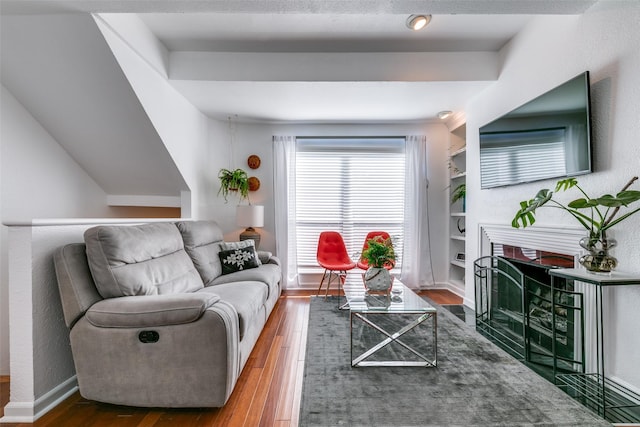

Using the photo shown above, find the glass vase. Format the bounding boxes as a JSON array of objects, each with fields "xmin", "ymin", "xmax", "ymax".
[{"xmin": 578, "ymin": 234, "xmax": 618, "ymax": 273}]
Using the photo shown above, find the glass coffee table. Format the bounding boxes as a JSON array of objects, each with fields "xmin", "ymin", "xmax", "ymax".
[{"xmin": 343, "ymin": 278, "xmax": 437, "ymax": 367}]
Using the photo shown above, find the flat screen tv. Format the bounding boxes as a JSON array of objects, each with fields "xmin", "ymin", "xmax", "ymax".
[{"xmin": 479, "ymin": 72, "xmax": 592, "ymax": 189}]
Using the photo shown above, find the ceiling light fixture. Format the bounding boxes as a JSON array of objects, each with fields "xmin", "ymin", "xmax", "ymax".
[
  {"xmin": 437, "ymin": 110, "xmax": 453, "ymax": 120},
  {"xmin": 406, "ymin": 14, "xmax": 431, "ymax": 31}
]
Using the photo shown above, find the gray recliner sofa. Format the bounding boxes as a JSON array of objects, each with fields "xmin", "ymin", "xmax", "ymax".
[{"xmin": 53, "ymin": 220, "xmax": 282, "ymax": 408}]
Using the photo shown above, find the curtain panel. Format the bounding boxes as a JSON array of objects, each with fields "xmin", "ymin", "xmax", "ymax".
[
  {"xmin": 400, "ymin": 135, "xmax": 432, "ymax": 289},
  {"xmin": 273, "ymin": 135, "xmax": 298, "ymax": 288}
]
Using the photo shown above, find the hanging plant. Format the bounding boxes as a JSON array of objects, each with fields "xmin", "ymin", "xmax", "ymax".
[{"xmin": 218, "ymin": 168, "xmax": 249, "ymax": 202}]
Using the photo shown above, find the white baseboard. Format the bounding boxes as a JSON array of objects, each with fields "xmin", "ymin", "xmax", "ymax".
[
  {"xmin": 463, "ymin": 296, "xmax": 475, "ymax": 308},
  {"xmin": 421, "ymin": 281, "xmax": 465, "ymax": 298},
  {"xmin": 0, "ymin": 375, "xmax": 77, "ymax": 424}
]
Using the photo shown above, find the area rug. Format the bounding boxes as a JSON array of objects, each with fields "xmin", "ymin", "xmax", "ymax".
[{"xmin": 299, "ymin": 296, "xmax": 611, "ymax": 427}]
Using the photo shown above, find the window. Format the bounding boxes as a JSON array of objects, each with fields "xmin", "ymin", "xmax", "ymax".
[{"xmin": 295, "ymin": 137, "xmax": 406, "ymax": 272}]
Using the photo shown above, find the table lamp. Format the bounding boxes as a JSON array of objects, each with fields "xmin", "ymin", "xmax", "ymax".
[{"xmin": 236, "ymin": 204, "xmax": 264, "ymax": 248}]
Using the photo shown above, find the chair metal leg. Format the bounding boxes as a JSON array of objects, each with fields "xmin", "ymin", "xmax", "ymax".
[
  {"xmin": 338, "ymin": 270, "xmax": 350, "ymax": 310},
  {"xmin": 319, "ymin": 269, "xmax": 351, "ymax": 307},
  {"xmin": 317, "ymin": 269, "xmax": 337, "ymax": 300}
]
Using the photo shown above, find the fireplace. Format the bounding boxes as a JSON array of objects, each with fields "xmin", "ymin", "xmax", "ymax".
[
  {"xmin": 476, "ymin": 224, "xmax": 640, "ymax": 424},
  {"xmin": 475, "ymin": 245, "xmax": 585, "ymax": 377},
  {"xmin": 476, "ymin": 224, "xmax": 596, "ymax": 374}
]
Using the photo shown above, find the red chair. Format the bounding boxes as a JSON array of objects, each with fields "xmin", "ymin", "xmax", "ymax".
[
  {"xmin": 357, "ymin": 231, "xmax": 395, "ymax": 270},
  {"xmin": 316, "ymin": 231, "xmax": 356, "ymax": 299}
]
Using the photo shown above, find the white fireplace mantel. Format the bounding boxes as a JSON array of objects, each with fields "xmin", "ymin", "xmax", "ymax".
[{"xmin": 479, "ymin": 223, "xmax": 588, "ymax": 258}]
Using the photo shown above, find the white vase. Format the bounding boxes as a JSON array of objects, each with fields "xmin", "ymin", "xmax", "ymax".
[{"xmin": 364, "ymin": 267, "xmax": 392, "ymax": 293}]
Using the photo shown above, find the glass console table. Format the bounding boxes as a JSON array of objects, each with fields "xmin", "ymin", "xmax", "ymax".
[
  {"xmin": 549, "ymin": 268, "xmax": 640, "ymax": 423},
  {"xmin": 344, "ymin": 279, "xmax": 437, "ymax": 367}
]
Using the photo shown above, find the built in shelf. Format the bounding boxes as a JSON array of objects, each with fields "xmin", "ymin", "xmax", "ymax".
[
  {"xmin": 451, "ymin": 146, "xmax": 467, "ymax": 157},
  {"xmin": 451, "ymin": 172, "xmax": 467, "ymax": 179},
  {"xmin": 451, "ymin": 212, "xmax": 466, "ymax": 217},
  {"xmin": 450, "ymin": 235, "xmax": 465, "ymax": 241},
  {"xmin": 451, "ymin": 260, "xmax": 465, "ymax": 268}
]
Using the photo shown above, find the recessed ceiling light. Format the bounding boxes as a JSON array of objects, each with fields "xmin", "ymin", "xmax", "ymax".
[
  {"xmin": 406, "ymin": 14, "xmax": 431, "ymax": 31},
  {"xmin": 438, "ymin": 110, "xmax": 453, "ymax": 120}
]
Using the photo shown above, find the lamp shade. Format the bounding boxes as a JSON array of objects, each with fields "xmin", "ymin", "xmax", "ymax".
[{"xmin": 236, "ymin": 205, "xmax": 264, "ymax": 228}]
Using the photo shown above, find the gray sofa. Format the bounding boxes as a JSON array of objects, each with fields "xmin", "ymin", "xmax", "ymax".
[{"xmin": 53, "ymin": 220, "xmax": 282, "ymax": 408}]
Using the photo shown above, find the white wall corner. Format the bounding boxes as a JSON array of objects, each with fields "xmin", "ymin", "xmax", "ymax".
[
  {"xmin": 0, "ymin": 376, "xmax": 78, "ymax": 424},
  {"xmin": 6, "ymin": 227, "xmax": 35, "ymax": 418}
]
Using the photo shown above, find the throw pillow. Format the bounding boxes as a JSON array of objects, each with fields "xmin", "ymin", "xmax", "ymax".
[
  {"xmin": 219, "ymin": 240, "xmax": 262, "ymax": 265},
  {"xmin": 219, "ymin": 247, "xmax": 260, "ymax": 275}
]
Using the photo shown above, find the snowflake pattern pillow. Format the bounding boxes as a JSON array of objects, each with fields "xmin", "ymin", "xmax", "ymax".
[
  {"xmin": 219, "ymin": 247, "xmax": 260, "ymax": 275},
  {"xmin": 219, "ymin": 240, "xmax": 262, "ymax": 265}
]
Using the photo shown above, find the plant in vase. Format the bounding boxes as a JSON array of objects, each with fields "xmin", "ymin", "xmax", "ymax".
[
  {"xmin": 218, "ymin": 168, "xmax": 249, "ymax": 202},
  {"xmin": 512, "ymin": 176, "xmax": 640, "ymax": 273},
  {"xmin": 361, "ymin": 236, "xmax": 396, "ymax": 293}
]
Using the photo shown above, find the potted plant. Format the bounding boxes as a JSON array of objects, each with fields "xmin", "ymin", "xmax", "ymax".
[
  {"xmin": 361, "ymin": 236, "xmax": 396, "ymax": 293},
  {"xmin": 512, "ymin": 177, "xmax": 640, "ymax": 272},
  {"xmin": 218, "ymin": 168, "xmax": 249, "ymax": 202},
  {"xmin": 451, "ymin": 183, "xmax": 466, "ymax": 212}
]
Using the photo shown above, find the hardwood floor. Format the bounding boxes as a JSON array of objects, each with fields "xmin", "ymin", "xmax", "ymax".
[{"xmin": 0, "ymin": 289, "xmax": 458, "ymax": 427}]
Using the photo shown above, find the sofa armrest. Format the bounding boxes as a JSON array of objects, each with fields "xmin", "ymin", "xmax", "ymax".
[
  {"xmin": 258, "ymin": 250, "xmax": 280, "ymax": 266},
  {"xmin": 86, "ymin": 293, "xmax": 221, "ymax": 328}
]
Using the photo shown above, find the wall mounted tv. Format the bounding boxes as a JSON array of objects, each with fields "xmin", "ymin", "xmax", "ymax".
[{"xmin": 479, "ymin": 72, "xmax": 592, "ymax": 189}]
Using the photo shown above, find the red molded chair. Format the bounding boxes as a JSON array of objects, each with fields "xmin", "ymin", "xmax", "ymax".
[
  {"xmin": 316, "ymin": 231, "xmax": 356, "ymax": 299},
  {"xmin": 357, "ymin": 231, "xmax": 395, "ymax": 270}
]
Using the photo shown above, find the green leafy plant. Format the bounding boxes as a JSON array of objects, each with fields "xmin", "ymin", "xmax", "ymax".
[
  {"xmin": 512, "ymin": 177, "xmax": 640, "ymax": 240},
  {"xmin": 218, "ymin": 168, "xmax": 249, "ymax": 202},
  {"xmin": 451, "ymin": 183, "xmax": 466, "ymax": 204},
  {"xmin": 361, "ymin": 236, "xmax": 396, "ymax": 269}
]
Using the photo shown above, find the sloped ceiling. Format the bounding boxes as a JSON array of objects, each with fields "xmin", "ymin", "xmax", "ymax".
[{"xmin": 0, "ymin": 13, "xmax": 188, "ymax": 199}]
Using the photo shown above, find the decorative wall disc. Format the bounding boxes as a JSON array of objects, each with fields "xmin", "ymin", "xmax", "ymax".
[
  {"xmin": 247, "ymin": 155, "xmax": 261, "ymax": 169},
  {"xmin": 248, "ymin": 176, "xmax": 261, "ymax": 191}
]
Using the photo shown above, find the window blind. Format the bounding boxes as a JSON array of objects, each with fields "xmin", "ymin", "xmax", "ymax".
[{"xmin": 295, "ymin": 138, "xmax": 406, "ymax": 272}]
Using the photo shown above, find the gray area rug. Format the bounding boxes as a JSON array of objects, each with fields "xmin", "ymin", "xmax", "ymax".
[{"xmin": 300, "ymin": 296, "xmax": 611, "ymax": 426}]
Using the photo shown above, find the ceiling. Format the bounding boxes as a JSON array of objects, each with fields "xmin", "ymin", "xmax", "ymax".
[{"xmin": 2, "ymin": 0, "xmax": 598, "ymax": 123}]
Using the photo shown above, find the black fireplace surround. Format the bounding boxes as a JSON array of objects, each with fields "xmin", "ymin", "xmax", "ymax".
[{"xmin": 474, "ymin": 245, "xmax": 583, "ymax": 378}]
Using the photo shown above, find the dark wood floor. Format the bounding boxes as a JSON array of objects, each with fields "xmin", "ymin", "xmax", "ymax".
[{"xmin": 0, "ymin": 289, "xmax": 461, "ymax": 427}]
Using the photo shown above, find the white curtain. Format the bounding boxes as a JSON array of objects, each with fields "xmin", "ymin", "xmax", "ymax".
[
  {"xmin": 400, "ymin": 135, "xmax": 432, "ymax": 289},
  {"xmin": 273, "ymin": 135, "xmax": 298, "ymax": 288}
]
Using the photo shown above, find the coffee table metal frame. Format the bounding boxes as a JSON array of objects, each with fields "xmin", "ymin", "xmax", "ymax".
[{"xmin": 344, "ymin": 280, "xmax": 437, "ymax": 367}]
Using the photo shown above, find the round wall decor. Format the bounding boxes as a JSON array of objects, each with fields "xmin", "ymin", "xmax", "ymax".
[
  {"xmin": 248, "ymin": 176, "xmax": 261, "ymax": 191},
  {"xmin": 247, "ymin": 155, "xmax": 261, "ymax": 169}
]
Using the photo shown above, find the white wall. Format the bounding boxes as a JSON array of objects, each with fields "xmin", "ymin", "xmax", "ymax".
[
  {"xmin": 95, "ymin": 14, "xmax": 214, "ymax": 219},
  {"xmin": 210, "ymin": 121, "xmax": 451, "ymax": 286},
  {"xmin": 465, "ymin": 2, "xmax": 640, "ymax": 389},
  {"xmin": 0, "ymin": 85, "xmax": 114, "ymax": 375}
]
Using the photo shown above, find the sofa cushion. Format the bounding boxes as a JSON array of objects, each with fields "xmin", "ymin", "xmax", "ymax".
[
  {"xmin": 86, "ymin": 293, "xmax": 221, "ymax": 328},
  {"xmin": 209, "ymin": 263, "xmax": 281, "ymax": 300},
  {"xmin": 84, "ymin": 223, "xmax": 204, "ymax": 298},
  {"xmin": 176, "ymin": 220, "xmax": 224, "ymax": 284},
  {"xmin": 219, "ymin": 240, "xmax": 262, "ymax": 265},
  {"xmin": 198, "ymin": 282, "xmax": 267, "ymax": 339},
  {"xmin": 219, "ymin": 247, "xmax": 260, "ymax": 275}
]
